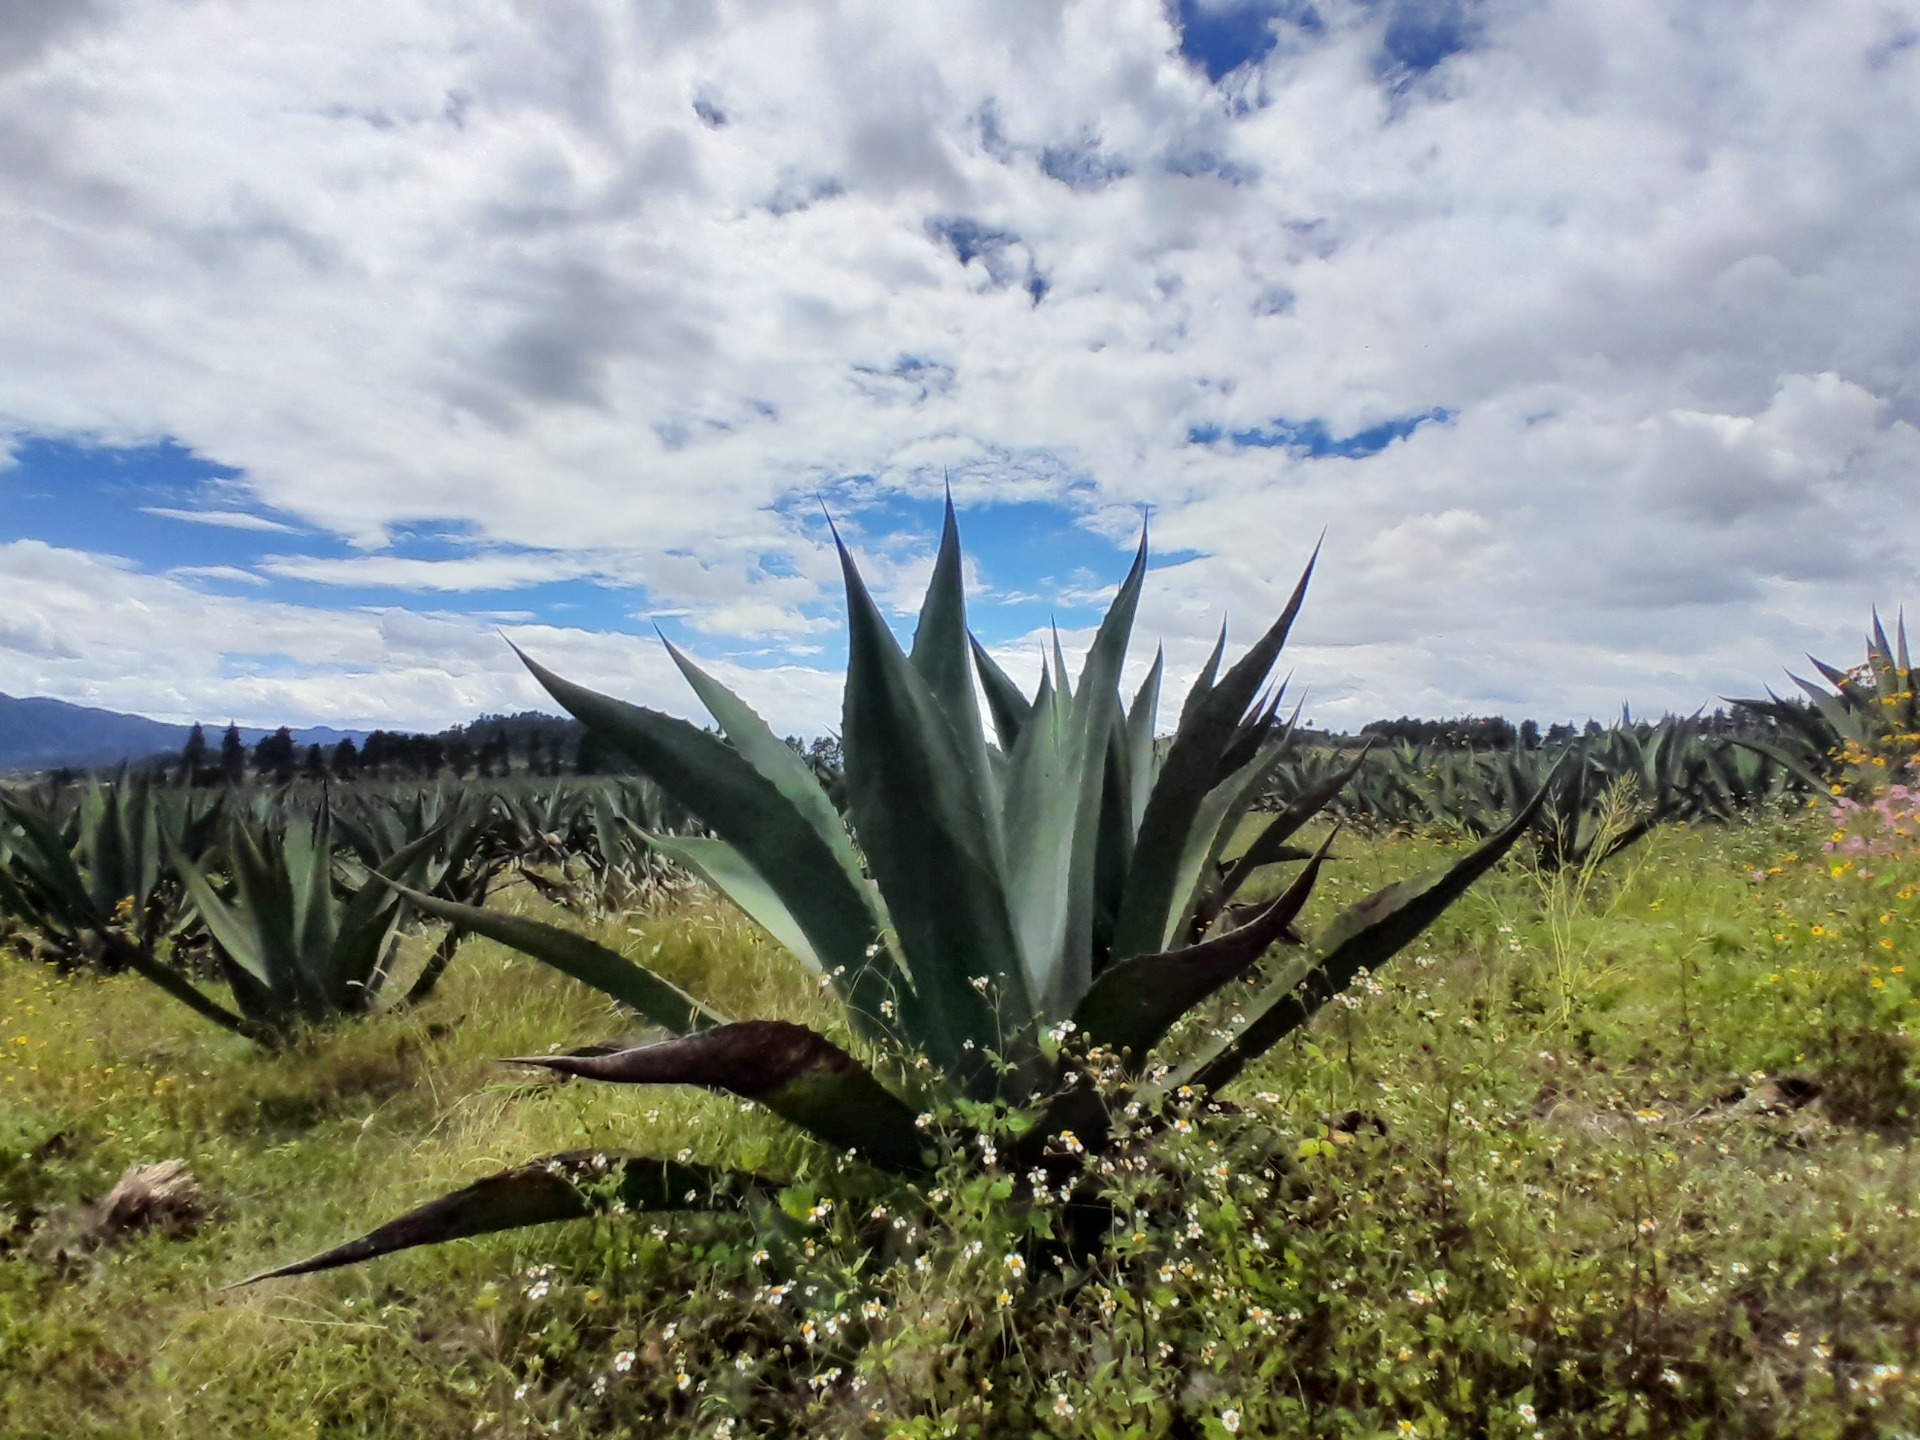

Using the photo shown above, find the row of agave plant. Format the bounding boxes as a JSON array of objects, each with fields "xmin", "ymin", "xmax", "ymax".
[
  {"xmin": 1264, "ymin": 717, "xmax": 1812, "ymax": 872},
  {"xmin": 247, "ymin": 506, "xmax": 1554, "ymax": 1282},
  {"xmin": 0, "ymin": 776, "xmax": 684, "ymax": 1045},
  {"xmin": 1273, "ymin": 614, "xmax": 1919, "ymax": 870}
]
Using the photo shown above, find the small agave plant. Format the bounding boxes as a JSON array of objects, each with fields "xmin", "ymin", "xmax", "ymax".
[{"xmin": 254, "ymin": 505, "xmax": 1543, "ymax": 1281}]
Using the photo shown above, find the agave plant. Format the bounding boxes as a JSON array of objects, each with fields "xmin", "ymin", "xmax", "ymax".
[
  {"xmin": 253, "ymin": 506, "xmax": 1544, "ymax": 1282},
  {"xmin": 0, "ymin": 776, "xmax": 231, "ymax": 1018},
  {"xmin": 1733, "ymin": 611, "xmax": 1920, "ymax": 791},
  {"xmin": 580, "ymin": 780, "xmax": 687, "ymax": 911},
  {"xmin": 335, "ymin": 786, "xmax": 508, "ymax": 1004},
  {"xmin": 1474, "ymin": 723, "xmax": 1711, "ymax": 872},
  {"xmin": 169, "ymin": 803, "xmax": 441, "ymax": 1043}
]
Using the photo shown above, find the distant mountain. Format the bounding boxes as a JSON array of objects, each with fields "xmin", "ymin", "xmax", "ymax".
[{"xmin": 0, "ymin": 694, "xmax": 370, "ymax": 773}]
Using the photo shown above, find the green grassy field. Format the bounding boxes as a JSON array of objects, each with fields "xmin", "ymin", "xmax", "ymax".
[{"xmin": 4, "ymin": 810, "xmax": 1918, "ymax": 1438}]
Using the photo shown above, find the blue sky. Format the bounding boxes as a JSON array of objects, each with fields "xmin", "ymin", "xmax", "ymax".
[
  {"xmin": 0, "ymin": 435, "xmax": 1188, "ymax": 672},
  {"xmin": 2, "ymin": 0, "xmax": 1917, "ymax": 734}
]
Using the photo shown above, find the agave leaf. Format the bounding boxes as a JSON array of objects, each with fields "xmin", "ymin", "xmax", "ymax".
[
  {"xmin": 646, "ymin": 831, "xmax": 824, "ymax": 974},
  {"xmin": 661, "ymin": 639, "xmax": 871, "ymax": 905},
  {"xmin": 1124, "ymin": 648, "xmax": 1164, "ymax": 832},
  {"xmin": 227, "ymin": 820, "xmax": 306, "ymax": 1011},
  {"xmin": 172, "ymin": 839, "xmax": 275, "ymax": 995},
  {"xmin": 326, "ymin": 825, "xmax": 445, "ymax": 1006},
  {"xmin": 243, "ymin": 1153, "xmax": 764, "ymax": 1282},
  {"xmin": 514, "ymin": 648, "xmax": 902, "ymax": 1020},
  {"xmin": 513, "ymin": 1020, "xmax": 931, "ymax": 1175},
  {"xmin": 1808, "ymin": 654, "xmax": 1869, "ymax": 706},
  {"xmin": 970, "ymin": 635, "xmax": 1033, "ymax": 752},
  {"xmin": 1176, "ymin": 623, "xmax": 1227, "ymax": 734},
  {"xmin": 1073, "ymin": 834, "xmax": 1330, "ymax": 1065},
  {"xmin": 387, "ymin": 884, "xmax": 725, "ymax": 1034},
  {"xmin": 1112, "ymin": 548, "xmax": 1316, "ymax": 963},
  {"xmin": 1214, "ymin": 743, "xmax": 1372, "ymax": 909},
  {"xmin": 1090, "ymin": 716, "xmax": 1135, "ymax": 965},
  {"xmin": 1056, "ymin": 533, "xmax": 1149, "ymax": 1008},
  {"xmin": 80, "ymin": 785, "xmax": 127, "ymax": 920},
  {"xmin": 1215, "ymin": 686, "xmax": 1290, "ymax": 786},
  {"xmin": 910, "ymin": 496, "xmax": 996, "ymax": 811},
  {"xmin": 1163, "ymin": 739, "xmax": 1292, "ymax": 952},
  {"xmin": 290, "ymin": 807, "xmax": 341, "ymax": 1000},
  {"xmin": 1175, "ymin": 778, "xmax": 1550, "ymax": 1095},
  {"xmin": 999, "ymin": 680, "xmax": 1088, "ymax": 1017},
  {"xmin": 995, "ymin": 533, "xmax": 1148, "ymax": 1019},
  {"xmin": 131, "ymin": 783, "xmax": 162, "ymax": 919},
  {"xmin": 836, "ymin": 533, "xmax": 1024, "ymax": 1089}
]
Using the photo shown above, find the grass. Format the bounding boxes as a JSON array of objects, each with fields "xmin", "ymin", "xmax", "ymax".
[{"xmin": 4, "ymin": 808, "xmax": 1919, "ymax": 1437}]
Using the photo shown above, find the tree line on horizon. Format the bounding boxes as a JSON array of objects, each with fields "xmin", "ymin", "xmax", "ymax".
[
  {"xmin": 161, "ymin": 712, "xmax": 616, "ymax": 787},
  {"xmin": 21, "ymin": 701, "xmax": 1785, "ymax": 790}
]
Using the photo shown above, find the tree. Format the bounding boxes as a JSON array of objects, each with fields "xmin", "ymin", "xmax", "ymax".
[
  {"xmin": 253, "ymin": 727, "xmax": 298, "ymax": 786},
  {"xmin": 481, "ymin": 733, "xmax": 512, "ymax": 777},
  {"xmin": 576, "ymin": 727, "xmax": 616, "ymax": 775},
  {"xmin": 180, "ymin": 723, "xmax": 209, "ymax": 787},
  {"xmin": 332, "ymin": 737, "xmax": 360, "ymax": 781},
  {"xmin": 303, "ymin": 744, "xmax": 327, "ymax": 783},
  {"xmin": 219, "ymin": 724, "xmax": 247, "ymax": 786}
]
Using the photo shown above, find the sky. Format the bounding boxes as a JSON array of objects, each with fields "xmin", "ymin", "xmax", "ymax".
[{"xmin": 2, "ymin": 0, "xmax": 1918, "ymax": 737}]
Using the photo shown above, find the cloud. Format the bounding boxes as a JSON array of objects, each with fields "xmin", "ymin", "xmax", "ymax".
[
  {"xmin": 0, "ymin": 0, "xmax": 103, "ymax": 75},
  {"xmin": 140, "ymin": 506, "xmax": 300, "ymax": 533},
  {"xmin": 0, "ymin": 0, "xmax": 1916, "ymax": 729},
  {"xmin": 259, "ymin": 551, "xmax": 591, "ymax": 592},
  {"xmin": 0, "ymin": 538, "xmax": 844, "ymax": 733},
  {"xmin": 168, "ymin": 564, "xmax": 269, "ymax": 586}
]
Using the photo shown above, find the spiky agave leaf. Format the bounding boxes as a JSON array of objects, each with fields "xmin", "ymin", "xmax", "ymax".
[
  {"xmin": 1172, "ymin": 778, "xmax": 1552, "ymax": 1096},
  {"xmin": 1071, "ymin": 832, "xmax": 1332, "ymax": 1066},
  {"xmin": 1212, "ymin": 743, "xmax": 1372, "ymax": 911},
  {"xmin": 969, "ymin": 634, "xmax": 1033, "ymax": 752},
  {"xmin": 385, "ymin": 885, "xmax": 725, "ymax": 1035},
  {"xmin": 994, "ymin": 530, "xmax": 1149, "ymax": 1021},
  {"xmin": 514, "ymin": 647, "xmax": 906, "ymax": 1043},
  {"xmin": 835, "ymin": 523, "xmax": 1028, "ymax": 1090},
  {"xmin": 242, "ymin": 1153, "xmax": 768, "ymax": 1283},
  {"xmin": 1110, "ymin": 547, "xmax": 1318, "ymax": 964},
  {"xmin": 510, "ymin": 1020, "xmax": 931, "ymax": 1175}
]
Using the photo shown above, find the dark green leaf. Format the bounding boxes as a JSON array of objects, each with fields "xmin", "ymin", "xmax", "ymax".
[
  {"xmin": 1073, "ymin": 833, "xmax": 1329, "ymax": 1065},
  {"xmin": 1176, "ymin": 777, "xmax": 1550, "ymax": 1095},
  {"xmin": 242, "ymin": 1153, "xmax": 763, "ymax": 1282},
  {"xmin": 971, "ymin": 635, "xmax": 1033, "ymax": 752},
  {"xmin": 513, "ymin": 647, "xmax": 901, "ymax": 1027},
  {"xmin": 836, "ymin": 533, "xmax": 1024, "ymax": 1091},
  {"xmin": 910, "ymin": 495, "xmax": 994, "ymax": 805},
  {"xmin": 1215, "ymin": 743, "xmax": 1371, "ymax": 908},
  {"xmin": 1112, "ymin": 548, "xmax": 1316, "ymax": 962},
  {"xmin": 387, "ymin": 884, "xmax": 725, "ymax": 1034},
  {"xmin": 514, "ymin": 1020, "xmax": 931, "ymax": 1175}
]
